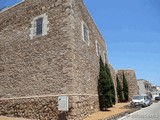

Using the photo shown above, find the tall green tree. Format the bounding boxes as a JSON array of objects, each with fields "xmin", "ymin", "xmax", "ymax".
[
  {"xmin": 116, "ymin": 75, "xmax": 123, "ymax": 102},
  {"xmin": 105, "ymin": 64, "xmax": 116, "ymax": 106},
  {"xmin": 98, "ymin": 56, "xmax": 112, "ymax": 110},
  {"xmin": 123, "ymin": 72, "xmax": 129, "ymax": 102}
]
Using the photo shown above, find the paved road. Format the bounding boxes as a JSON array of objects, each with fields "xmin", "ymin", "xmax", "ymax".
[{"xmin": 119, "ymin": 102, "xmax": 160, "ymax": 120}]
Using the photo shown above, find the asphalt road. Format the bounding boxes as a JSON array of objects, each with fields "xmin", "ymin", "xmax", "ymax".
[{"xmin": 119, "ymin": 102, "xmax": 160, "ymax": 120}]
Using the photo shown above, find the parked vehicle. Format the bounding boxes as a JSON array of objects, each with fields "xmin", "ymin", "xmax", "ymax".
[
  {"xmin": 155, "ymin": 96, "xmax": 160, "ymax": 101},
  {"xmin": 131, "ymin": 95, "xmax": 152, "ymax": 107}
]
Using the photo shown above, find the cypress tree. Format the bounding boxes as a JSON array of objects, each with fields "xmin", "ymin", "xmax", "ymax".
[
  {"xmin": 105, "ymin": 64, "xmax": 116, "ymax": 106},
  {"xmin": 116, "ymin": 75, "xmax": 123, "ymax": 102},
  {"xmin": 123, "ymin": 72, "xmax": 129, "ymax": 102},
  {"xmin": 98, "ymin": 56, "xmax": 111, "ymax": 110},
  {"xmin": 110, "ymin": 78, "xmax": 116, "ymax": 105}
]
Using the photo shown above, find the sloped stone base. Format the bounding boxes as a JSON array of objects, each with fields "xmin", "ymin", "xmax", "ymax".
[{"xmin": 0, "ymin": 94, "xmax": 99, "ymax": 120}]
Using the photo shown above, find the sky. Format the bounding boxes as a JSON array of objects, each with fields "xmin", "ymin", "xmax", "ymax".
[
  {"xmin": 0, "ymin": 0, "xmax": 21, "ymax": 10},
  {"xmin": 0, "ymin": 0, "xmax": 160, "ymax": 86},
  {"xmin": 84, "ymin": 0, "xmax": 160, "ymax": 86}
]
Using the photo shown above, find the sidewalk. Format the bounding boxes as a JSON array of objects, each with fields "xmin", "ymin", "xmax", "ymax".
[{"xmin": 84, "ymin": 102, "xmax": 131, "ymax": 120}]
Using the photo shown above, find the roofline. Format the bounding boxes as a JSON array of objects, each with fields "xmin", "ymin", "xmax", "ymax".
[
  {"xmin": 82, "ymin": 0, "xmax": 107, "ymax": 45},
  {"xmin": 0, "ymin": 0, "xmax": 25, "ymax": 14},
  {"xmin": 137, "ymin": 79, "xmax": 151, "ymax": 83},
  {"xmin": 137, "ymin": 79, "xmax": 148, "ymax": 81}
]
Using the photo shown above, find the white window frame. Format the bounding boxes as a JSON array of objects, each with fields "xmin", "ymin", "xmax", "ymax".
[
  {"xmin": 103, "ymin": 51, "xmax": 107, "ymax": 64},
  {"xmin": 81, "ymin": 21, "xmax": 90, "ymax": 46},
  {"xmin": 96, "ymin": 40, "xmax": 101, "ymax": 57},
  {"xmin": 30, "ymin": 13, "xmax": 49, "ymax": 39}
]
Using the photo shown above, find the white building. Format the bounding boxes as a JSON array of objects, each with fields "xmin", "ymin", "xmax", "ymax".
[{"xmin": 137, "ymin": 79, "xmax": 152, "ymax": 95}]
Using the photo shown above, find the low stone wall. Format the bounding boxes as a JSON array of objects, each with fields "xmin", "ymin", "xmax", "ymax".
[{"xmin": 0, "ymin": 94, "xmax": 99, "ymax": 120}]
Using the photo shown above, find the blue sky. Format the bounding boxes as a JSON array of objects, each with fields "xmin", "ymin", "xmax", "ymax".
[
  {"xmin": 0, "ymin": 0, "xmax": 21, "ymax": 9},
  {"xmin": 0, "ymin": 1, "xmax": 160, "ymax": 86},
  {"xmin": 84, "ymin": 0, "xmax": 160, "ymax": 86}
]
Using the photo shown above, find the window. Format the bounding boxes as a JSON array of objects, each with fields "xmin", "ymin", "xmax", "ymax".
[
  {"xmin": 83, "ymin": 24, "xmax": 89, "ymax": 42},
  {"xmin": 96, "ymin": 41, "xmax": 101, "ymax": 57},
  {"xmin": 97, "ymin": 43, "xmax": 101, "ymax": 57},
  {"xmin": 82, "ymin": 21, "xmax": 89, "ymax": 45},
  {"xmin": 103, "ymin": 51, "xmax": 106, "ymax": 64},
  {"xmin": 36, "ymin": 18, "xmax": 43, "ymax": 35},
  {"xmin": 30, "ymin": 13, "xmax": 49, "ymax": 39}
]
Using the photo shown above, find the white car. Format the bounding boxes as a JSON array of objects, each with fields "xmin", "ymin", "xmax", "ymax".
[{"xmin": 131, "ymin": 95, "xmax": 152, "ymax": 107}]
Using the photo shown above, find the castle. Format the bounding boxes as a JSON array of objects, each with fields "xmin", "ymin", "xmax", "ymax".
[{"xmin": 0, "ymin": 0, "xmax": 138, "ymax": 119}]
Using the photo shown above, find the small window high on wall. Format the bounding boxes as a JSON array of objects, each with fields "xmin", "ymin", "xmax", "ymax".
[
  {"xmin": 82, "ymin": 21, "xmax": 89, "ymax": 45},
  {"xmin": 30, "ymin": 13, "xmax": 49, "ymax": 39},
  {"xmin": 83, "ymin": 24, "xmax": 88, "ymax": 41},
  {"xmin": 36, "ymin": 18, "xmax": 43, "ymax": 35},
  {"xmin": 103, "ymin": 51, "xmax": 107, "ymax": 64},
  {"xmin": 96, "ymin": 40, "xmax": 101, "ymax": 57}
]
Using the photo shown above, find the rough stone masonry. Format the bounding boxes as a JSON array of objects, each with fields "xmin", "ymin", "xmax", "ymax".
[
  {"xmin": 0, "ymin": 0, "xmax": 139, "ymax": 119},
  {"xmin": 116, "ymin": 70, "xmax": 139, "ymax": 101},
  {"xmin": 0, "ymin": 0, "xmax": 110, "ymax": 119}
]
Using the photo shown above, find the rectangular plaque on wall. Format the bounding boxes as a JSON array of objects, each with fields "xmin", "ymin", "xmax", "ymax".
[{"xmin": 58, "ymin": 96, "xmax": 69, "ymax": 111}]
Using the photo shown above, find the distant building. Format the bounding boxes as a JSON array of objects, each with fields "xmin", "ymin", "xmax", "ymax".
[
  {"xmin": 156, "ymin": 86, "xmax": 160, "ymax": 92},
  {"xmin": 157, "ymin": 86, "xmax": 160, "ymax": 96},
  {"xmin": 151, "ymin": 84, "xmax": 158, "ymax": 92},
  {"xmin": 151, "ymin": 84, "xmax": 160, "ymax": 95},
  {"xmin": 137, "ymin": 79, "xmax": 152, "ymax": 95}
]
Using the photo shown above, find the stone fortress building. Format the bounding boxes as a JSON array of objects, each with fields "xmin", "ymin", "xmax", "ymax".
[
  {"xmin": 0, "ymin": 0, "xmax": 139, "ymax": 119},
  {"xmin": 0, "ymin": 0, "xmax": 108, "ymax": 119}
]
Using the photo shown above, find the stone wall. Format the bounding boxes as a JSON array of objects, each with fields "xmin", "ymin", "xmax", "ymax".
[
  {"xmin": 109, "ymin": 64, "xmax": 118, "ymax": 103},
  {"xmin": 0, "ymin": 94, "xmax": 99, "ymax": 120},
  {"xmin": 71, "ymin": 0, "xmax": 107, "ymax": 95},
  {"xmin": 0, "ymin": 0, "xmax": 76, "ymax": 98},
  {"xmin": 116, "ymin": 70, "xmax": 139, "ymax": 101},
  {"xmin": 0, "ymin": 0, "xmax": 107, "ymax": 119}
]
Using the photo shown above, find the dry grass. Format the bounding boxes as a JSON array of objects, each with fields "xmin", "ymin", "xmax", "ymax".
[
  {"xmin": 0, "ymin": 116, "xmax": 32, "ymax": 120},
  {"xmin": 84, "ymin": 102, "xmax": 130, "ymax": 120}
]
